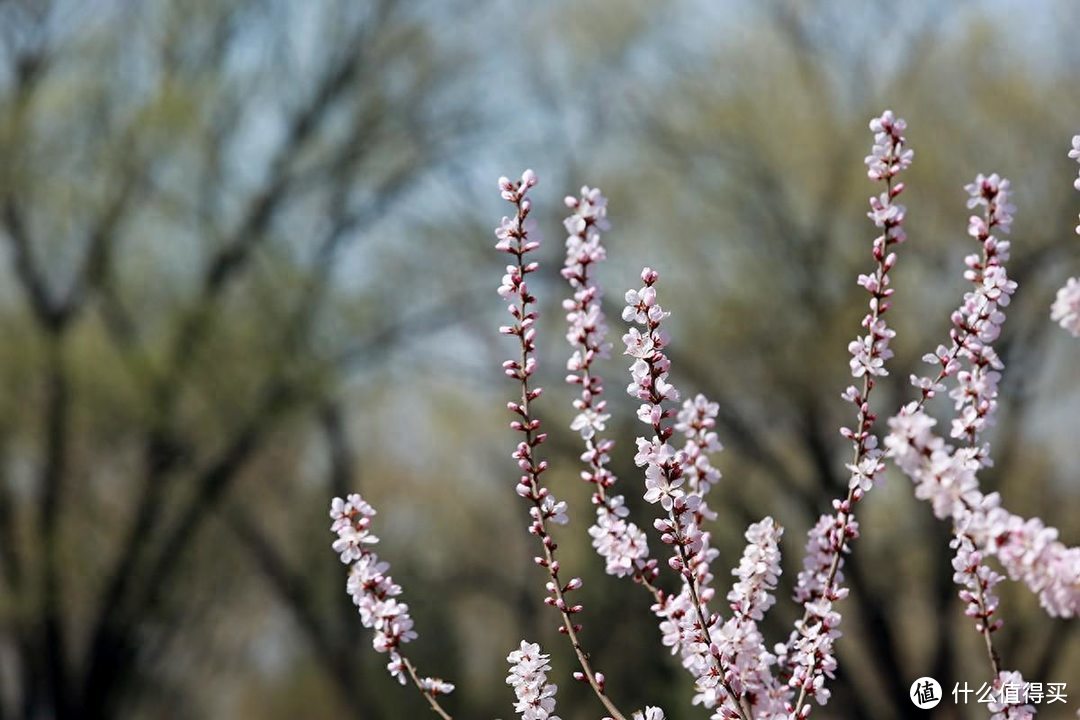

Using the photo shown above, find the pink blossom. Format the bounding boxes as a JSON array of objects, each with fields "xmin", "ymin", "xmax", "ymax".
[
  {"xmin": 886, "ymin": 407, "xmax": 1080, "ymax": 618},
  {"xmin": 500, "ymin": 173, "xmax": 628, "ymax": 719},
  {"xmin": 783, "ymin": 599, "xmax": 841, "ymax": 710},
  {"xmin": 951, "ymin": 533, "xmax": 1004, "ymax": 634},
  {"xmin": 909, "ymin": 172, "xmax": 1015, "ymax": 455},
  {"xmin": 713, "ymin": 519, "xmax": 788, "ymax": 716},
  {"xmin": 865, "ymin": 110, "xmax": 913, "ymax": 181},
  {"xmin": 506, "ymin": 641, "xmax": 561, "ymax": 720},
  {"xmin": 728, "ymin": 518, "xmax": 783, "ymax": 622},
  {"xmin": 632, "ymin": 708, "xmax": 666, "ymax": 720},
  {"xmin": 1050, "ymin": 277, "xmax": 1080, "ymax": 337},
  {"xmin": 329, "ymin": 494, "xmax": 453, "ymax": 699},
  {"xmin": 418, "ymin": 677, "xmax": 456, "ymax": 696},
  {"xmin": 988, "ymin": 671, "xmax": 1037, "ymax": 720}
]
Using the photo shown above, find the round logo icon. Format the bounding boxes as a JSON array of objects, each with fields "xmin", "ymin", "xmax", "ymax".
[{"xmin": 910, "ymin": 676, "xmax": 943, "ymax": 709}]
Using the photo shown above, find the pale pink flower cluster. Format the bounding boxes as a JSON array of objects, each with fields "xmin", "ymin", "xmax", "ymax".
[
  {"xmin": 865, "ymin": 110, "xmax": 914, "ymax": 181},
  {"xmin": 728, "ymin": 518, "xmax": 782, "ymax": 623},
  {"xmin": 909, "ymin": 173, "xmax": 1015, "ymax": 457},
  {"xmin": 1051, "ymin": 277, "xmax": 1080, "ymax": 337},
  {"xmin": 562, "ymin": 187, "xmax": 657, "ymax": 583},
  {"xmin": 988, "ymin": 671, "xmax": 1037, "ymax": 720},
  {"xmin": 776, "ymin": 511, "xmax": 853, "ymax": 713},
  {"xmin": 790, "ymin": 513, "xmax": 857, "ymax": 606},
  {"xmin": 676, "ymin": 395, "xmax": 724, "ymax": 502},
  {"xmin": 506, "ymin": 641, "xmax": 561, "ymax": 720},
  {"xmin": 779, "ymin": 600, "xmax": 841, "ymax": 713},
  {"xmin": 623, "ymin": 272, "xmax": 793, "ymax": 720},
  {"xmin": 329, "ymin": 494, "xmax": 454, "ymax": 695},
  {"xmin": 886, "ymin": 410, "xmax": 1080, "ymax": 618},
  {"xmin": 632, "ymin": 708, "xmax": 666, "ymax": 720},
  {"xmin": 716, "ymin": 519, "xmax": 788, "ymax": 717},
  {"xmin": 775, "ymin": 510, "xmax": 858, "ymax": 714},
  {"xmin": 951, "ymin": 533, "xmax": 1004, "ymax": 634}
]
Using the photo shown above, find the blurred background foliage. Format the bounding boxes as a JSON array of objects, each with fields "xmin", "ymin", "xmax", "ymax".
[{"xmin": 0, "ymin": 0, "xmax": 1076, "ymax": 718}]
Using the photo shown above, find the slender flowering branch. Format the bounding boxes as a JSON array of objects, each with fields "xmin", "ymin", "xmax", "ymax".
[
  {"xmin": 329, "ymin": 494, "xmax": 455, "ymax": 719},
  {"xmin": 909, "ymin": 173, "xmax": 1014, "ymax": 424},
  {"xmin": 888, "ymin": 172, "xmax": 1079, "ymax": 622},
  {"xmin": 786, "ymin": 110, "xmax": 912, "ymax": 720},
  {"xmin": 948, "ymin": 174, "xmax": 1014, "ymax": 454},
  {"xmin": 886, "ymin": 411, "xmax": 1080, "ymax": 619},
  {"xmin": 496, "ymin": 170, "xmax": 628, "ymax": 720},
  {"xmin": 885, "ymin": 171, "xmax": 1071, "ymax": 704},
  {"xmin": 561, "ymin": 186, "xmax": 661, "ymax": 595},
  {"xmin": 906, "ymin": 173, "xmax": 1016, "ymax": 679},
  {"xmin": 623, "ymin": 269, "xmax": 752, "ymax": 720}
]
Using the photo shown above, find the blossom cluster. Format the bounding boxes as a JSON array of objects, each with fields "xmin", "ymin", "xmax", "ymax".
[
  {"xmin": 561, "ymin": 187, "xmax": 657, "ymax": 583},
  {"xmin": 910, "ymin": 173, "xmax": 1016, "ymax": 458},
  {"xmin": 717, "ymin": 518, "xmax": 787, "ymax": 714},
  {"xmin": 622, "ymin": 269, "xmax": 743, "ymax": 715},
  {"xmin": 951, "ymin": 533, "xmax": 1005, "ymax": 635},
  {"xmin": 987, "ymin": 671, "xmax": 1038, "ymax": 720},
  {"xmin": 775, "ymin": 507, "xmax": 857, "ymax": 711},
  {"xmin": 1051, "ymin": 277, "xmax": 1080, "ymax": 337},
  {"xmin": 329, "ymin": 494, "xmax": 454, "ymax": 698},
  {"xmin": 506, "ymin": 641, "xmax": 561, "ymax": 720},
  {"xmin": 675, "ymin": 395, "xmax": 724, "ymax": 504},
  {"xmin": 886, "ymin": 410, "xmax": 1080, "ymax": 618},
  {"xmin": 633, "ymin": 709, "xmax": 667, "ymax": 720}
]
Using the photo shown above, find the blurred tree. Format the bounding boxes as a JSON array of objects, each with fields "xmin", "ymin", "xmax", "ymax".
[{"xmin": 0, "ymin": 0, "xmax": 479, "ymax": 717}]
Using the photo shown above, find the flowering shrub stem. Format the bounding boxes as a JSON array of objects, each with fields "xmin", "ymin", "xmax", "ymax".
[
  {"xmin": 497, "ymin": 171, "xmax": 628, "ymax": 720},
  {"xmin": 328, "ymin": 495, "xmax": 456, "ymax": 717},
  {"xmin": 789, "ymin": 110, "xmax": 912, "ymax": 720},
  {"xmin": 624, "ymin": 270, "xmax": 753, "ymax": 720}
]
